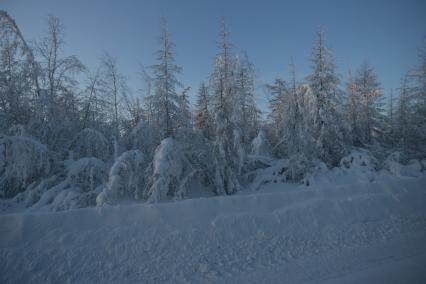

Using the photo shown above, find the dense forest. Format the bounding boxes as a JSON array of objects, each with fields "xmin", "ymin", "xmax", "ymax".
[{"xmin": 1, "ymin": 11, "xmax": 425, "ymax": 210}]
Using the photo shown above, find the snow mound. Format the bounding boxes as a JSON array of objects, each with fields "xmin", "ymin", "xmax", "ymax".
[
  {"xmin": 303, "ymin": 150, "xmax": 378, "ymax": 187},
  {"xmin": 97, "ymin": 150, "xmax": 147, "ymax": 206},
  {"xmin": 0, "ymin": 135, "xmax": 51, "ymax": 198},
  {"xmin": 383, "ymin": 152, "xmax": 424, "ymax": 177},
  {"xmin": 69, "ymin": 128, "xmax": 110, "ymax": 161},
  {"xmin": 1, "ymin": 175, "xmax": 426, "ymax": 283},
  {"xmin": 243, "ymin": 154, "xmax": 312, "ymax": 190},
  {"xmin": 339, "ymin": 149, "xmax": 378, "ymax": 171}
]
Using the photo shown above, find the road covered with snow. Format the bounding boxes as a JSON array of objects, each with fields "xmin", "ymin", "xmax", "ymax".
[{"xmin": 1, "ymin": 174, "xmax": 426, "ymax": 283}]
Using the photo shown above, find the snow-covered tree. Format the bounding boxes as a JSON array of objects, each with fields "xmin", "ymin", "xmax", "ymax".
[
  {"xmin": 33, "ymin": 15, "xmax": 85, "ymax": 150},
  {"xmin": 149, "ymin": 19, "xmax": 182, "ymax": 138},
  {"xmin": 0, "ymin": 13, "xmax": 33, "ymax": 128},
  {"xmin": 306, "ymin": 28, "xmax": 346, "ymax": 165},
  {"xmin": 97, "ymin": 150, "xmax": 147, "ymax": 206},
  {"xmin": 395, "ymin": 75, "xmax": 416, "ymax": 156},
  {"xmin": 354, "ymin": 63, "xmax": 385, "ymax": 144},
  {"xmin": 177, "ymin": 86, "xmax": 192, "ymax": 128},
  {"xmin": 124, "ymin": 120, "xmax": 159, "ymax": 158},
  {"xmin": 385, "ymin": 89, "xmax": 397, "ymax": 147},
  {"xmin": 284, "ymin": 63, "xmax": 306, "ymax": 156},
  {"xmin": 99, "ymin": 53, "xmax": 129, "ymax": 137},
  {"xmin": 81, "ymin": 68, "xmax": 111, "ymax": 132},
  {"xmin": 140, "ymin": 137, "xmax": 197, "ymax": 202},
  {"xmin": 69, "ymin": 128, "xmax": 110, "ymax": 161},
  {"xmin": 235, "ymin": 53, "xmax": 260, "ymax": 148},
  {"xmin": 251, "ymin": 129, "xmax": 272, "ymax": 157},
  {"xmin": 209, "ymin": 20, "xmax": 243, "ymax": 195},
  {"xmin": 194, "ymin": 82, "xmax": 213, "ymax": 138},
  {"xmin": 345, "ymin": 70, "xmax": 362, "ymax": 145},
  {"xmin": 0, "ymin": 135, "xmax": 51, "ymax": 198},
  {"xmin": 267, "ymin": 77, "xmax": 288, "ymax": 146}
]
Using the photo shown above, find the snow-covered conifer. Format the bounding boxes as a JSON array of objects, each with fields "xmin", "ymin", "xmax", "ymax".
[
  {"xmin": 306, "ymin": 28, "xmax": 346, "ymax": 165},
  {"xmin": 150, "ymin": 19, "xmax": 182, "ymax": 138}
]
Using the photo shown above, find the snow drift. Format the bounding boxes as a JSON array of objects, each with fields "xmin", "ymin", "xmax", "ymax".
[{"xmin": 1, "ymin": 171, "xmax": 425, "ymax": 283}]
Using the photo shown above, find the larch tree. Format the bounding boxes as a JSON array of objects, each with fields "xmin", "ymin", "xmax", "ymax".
[
  {"xmin": 267, "ymin": 77, "xmax": 288, "ymax": 149},
  {"xmin": 177, "ymin": 86, "xmax": 191, "ymax": 129},
  {"xmin": 235, "ymin": 53, "xmax": 260, "ymax": 148},
  {"xmin": 150, "ymin": 19, "xmax": 182, "ymax": 138},
  {"xmin": 35, "ymin": 15, "xmax": 85, "ymax": 149},
  {"xmin": 354, "ymin": 62, "xmax": 385, "ymax": 145},
  {"xmin": 396, "ymin": 75, "xmax": 412, "ymax": 155},
  {"xmin": 0, "ymin": 11, "xmax": 33, "ymax": 128},
  {"xmin": 345, "ymin": 70, "xmax": 362, "ymax": 145},
  {"xmin": 284, "ymin": 62, "xmax": 306, "ymax": 156},
  {"xmin": 209, "ymin": 19, "xmax": 242, "ymax": 195},
  {"xmin": 306, "ymin": 27, "xmax": 345, "ymax": 165},
  {"xmin": 81, "ymin": 68, "xmax": 110, "ymax": 131},
  {"xmin": 194, "ymin": 82, "xmax": 213, "ymax": 138},
  {"xmin": 99, "ymin": 53, "xmax": 129, "ymax": 137}
]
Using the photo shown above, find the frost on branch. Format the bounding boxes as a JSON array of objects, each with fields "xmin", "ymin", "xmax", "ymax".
[{"xmin": 0, "ymin": 135, "xmax": 51, "ymax": 198}]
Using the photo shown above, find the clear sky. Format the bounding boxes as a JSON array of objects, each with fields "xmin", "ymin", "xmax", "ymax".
[{"xmin": 2, "ymin": 0, "xmax": 426, "ymax": 109}]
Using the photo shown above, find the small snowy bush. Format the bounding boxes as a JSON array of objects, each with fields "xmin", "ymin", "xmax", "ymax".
[
  {"xmin": 383, "ymin": 152, "xmax": 423, "ymax": 177},
  {"xmin": 339, "ymin": 149, "xmax": 378, "ymax": 172},
  {"xmin": 97, "ymin": 150, "xmax": 147, "ymax": 206},
  {"xmin": 286, "ymin": 154, "xmax": 311, "ymax": 182},
  {"xmin": 0, "ymin": 135, "xmax": 51, "ymax": 198},
  {"xmin": 69, "ymin": 128, "xmax": 110, "ymax": 161},
  {"xmin": 304, "ymin": 150, "xmax": 378, "ymax": 187}
]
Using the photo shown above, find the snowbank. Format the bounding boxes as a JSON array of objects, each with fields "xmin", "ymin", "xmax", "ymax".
[{"xmin": 1, "ymin": 173, "xmax": 425, "ymax": 283}]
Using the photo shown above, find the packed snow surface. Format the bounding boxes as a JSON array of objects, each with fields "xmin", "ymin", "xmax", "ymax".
[{"xmin": 1, "ymin": 170, "xmax": 426, "ymax": 283}]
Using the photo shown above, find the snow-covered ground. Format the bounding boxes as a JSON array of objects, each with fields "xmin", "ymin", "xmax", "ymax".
[{"xmin": 1, "ymin": 168, "xmax": 426, "ymax": 283}]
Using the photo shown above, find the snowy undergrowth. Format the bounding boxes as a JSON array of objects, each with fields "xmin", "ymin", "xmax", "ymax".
[
  {"xmin": 142, "ymin": 137, "xmax": 198, "ymax": 202},
  {"xmin": 243, "ymin": 149, "xmax": 426, "ymax": 192},
  {"xmin": 3, "ymin": 157, "xmax": 107, "ymax": 212},
  {"xmin": 69, "ymin": 128, "xmax": 110, "ymax": 161},
  {"xmin": 0, "ymin": 135, "xmax": 51, "ymax": 198},
  {"xmin": 96, "ymin": 150, "xmax": 147, "ymax": 206},
  {"xmin": 1, "ymin": 145, "xmax": 426, "ymax": 214}
]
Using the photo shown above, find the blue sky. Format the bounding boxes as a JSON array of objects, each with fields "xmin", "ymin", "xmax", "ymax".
[{"xmin": 2, "ymin": 0, "xmax": 426, "ymax": 110}]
